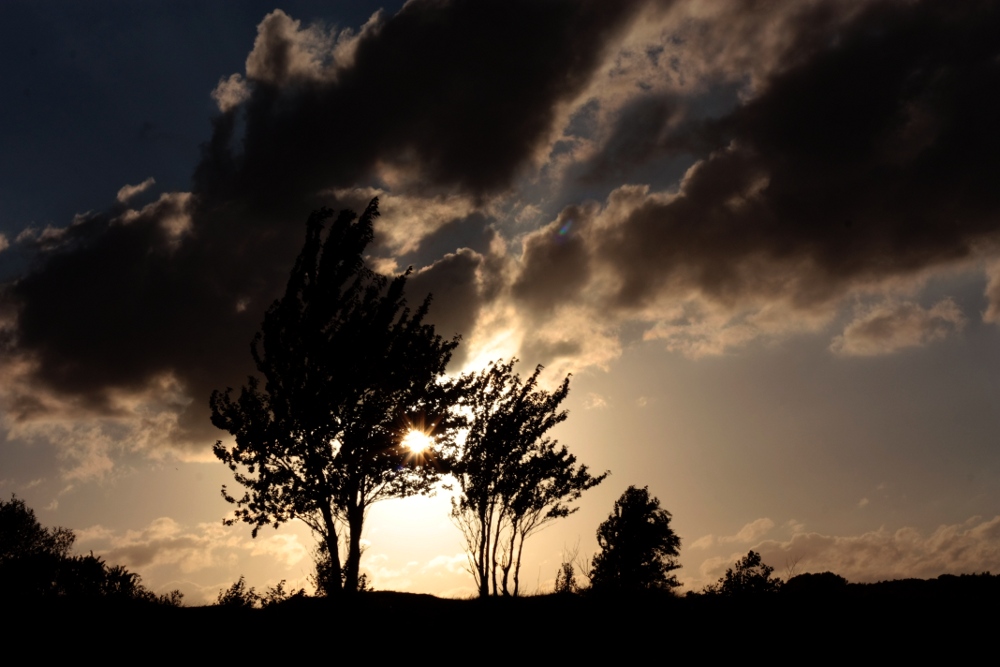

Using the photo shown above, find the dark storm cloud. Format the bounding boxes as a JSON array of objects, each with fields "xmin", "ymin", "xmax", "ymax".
[
  {"xmin": 512, "ymin": 204, "xmax": 596, "ymax": 316},
  {"xmin": 407, "ymin": 248, "xmax": 486, "ymax": 364},
  {"xmin": 195, "ymin": 0, "xmax": 650, "ymax": 205},
  {"xmin": 3, "ymin": 0, "xmax": 650, "ymax": 446},
  {"xmin": 521, "ymin": 1, "xmax": 1000, "ymax": 319}
]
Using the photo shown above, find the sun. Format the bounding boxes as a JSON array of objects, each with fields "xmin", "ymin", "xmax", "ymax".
[{"xmin": 401, "ymin": 430, "xmax": 435, "ymax": 454}]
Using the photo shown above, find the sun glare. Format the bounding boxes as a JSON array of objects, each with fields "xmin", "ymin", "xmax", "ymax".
[{"xmin": 401, "ymin": 430, "xmax": 434, "ymax": 454}]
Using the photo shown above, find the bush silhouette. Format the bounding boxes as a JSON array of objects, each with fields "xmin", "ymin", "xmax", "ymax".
[{"xmin": 705, "ymin": 550, "xmax": 782, "ymax": 596}]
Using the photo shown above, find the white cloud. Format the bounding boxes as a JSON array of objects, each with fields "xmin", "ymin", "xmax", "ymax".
[
  {"xmin": 243, "ymin": 9, "xmax": 381, "ymax": 86},
  {"xmin": 76, "ymin": 516, "xmax": 305, "ymax": 576},
  {"xmin": 726, "ymin": 518, "xmax": 776, "ymax": 543},
  {"xmin": 248, "ymin": 534, "xmax": 309, "ymax": 567},
  {"xmin": 116, "ymin": 177, "xmax": 156, "ymax": 204},
  {"xmin": 211, "ymin": 74, "xmax": 250, "ymax": 113},
  {"xmin": 422, "ymin": 553, "xmax": 468, "ymax": 576},
  {"xmin": 830, "ymin": 298, "xmax": 965, "ymax": 356},
  {"xmin": 756, "ymin": 516, "xmax": 1000, "ymax": 583},
  {"xmin": 328, "ymin": 186, "xmax": 479, "ymax": 256},
  {"xmin": 116, "ymin": 191, "xmax": 193, "ymax": 243},
  {"xmin": 0, "ymin": 362, "xmax": 199, "ymax": 481},
  {"xmin": 983, "ymin": 260, "xmax": 1000, "ymax": 324},
  {"xmin": 356, "ymin": 552, "xmax": 471, "ymax": 593},
  {"xmin": 15, "ymin": 224, "xmax": 68, "ymax": 249},
  {"xmin": 78, "ymin": 517, "xmax": 224, "ymax": 573},
  {"xmin": 690, "ymin": 516, "xmax": 1000, "ymax": 589},
  {"xmin": 582, "ymin": 393, "xmax": 608, "ymax": 410},
  {"xmin": 690, "ymin": 535, "xmax": 714, "ymax": 550},
  {"xmin": 692, "ymin": 518, "xmax": 776, "ymax": 550}
]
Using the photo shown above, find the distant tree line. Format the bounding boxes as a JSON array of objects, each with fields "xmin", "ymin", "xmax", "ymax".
[{"xmin": 0, "ymin": 495, "xmax": 182, "ymax": 605}]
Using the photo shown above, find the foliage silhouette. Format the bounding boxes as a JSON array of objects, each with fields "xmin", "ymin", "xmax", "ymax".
[
  {"xmin": 0, "ymin": 495, "xmax": 182, "ymax": 604},
  {"xmin": 0, "ymin": 494, "xmax": 74, "ymax": 564},
  {"xmin": 590, "ymin": 486, "xmax": 681, "ymax": 593},
  {"xmin": 211, "ymin": 199, "xmax": 461, "ymax": 595},
  {"xmin": 311, "ymin": 542, "xmax": 371, "ymax": 595},
  {"xmin": 217, "ymin": 575, "xmax": 260, "ymax": 608},
  {"xmin": 451, "ymin": 359, "xmax": 607, "ymax": 597},
  {"xmin": 216, "ymin": 576, "xmax": 307, "ymax": 609},
  {"xmin": 260, "ymin": 579, "xmax": 306, "ymax": 607},
  {"xmin": 705, "ymin": 550, "xmax": 782, "ymax": 596}
]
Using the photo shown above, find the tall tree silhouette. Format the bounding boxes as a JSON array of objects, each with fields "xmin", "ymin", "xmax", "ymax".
[
  {"xmin": 451, "ymin": 359, "xmax": 607, "ymax": 597},
  {"xmin": 590, "ymin": 486, "xmax": 681, "ymax": 593},
  {"xmin": 211, "ymin": 199, "xmax": 460, "ymax": 595}
]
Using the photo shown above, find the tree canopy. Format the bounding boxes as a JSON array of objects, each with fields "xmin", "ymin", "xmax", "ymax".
[
  {"xmin": 211, "ymin": 199, "xmax": 461, "ymax": 595},
  {"xmin": 0, "ymin": 494, "xmax": 74, "ymax": 565},
  {"xmin": 590, "ymin": 485, "xmax": 681, "ymax": 593},
  {"xmin": 451, "ymin": 359, "xmax": 607, "ymax": 597}
]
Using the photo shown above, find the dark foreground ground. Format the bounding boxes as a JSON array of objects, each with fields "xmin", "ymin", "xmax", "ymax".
[{"xmin": 12, "ymin": 575, "xmax": 998, "ymax": 659}]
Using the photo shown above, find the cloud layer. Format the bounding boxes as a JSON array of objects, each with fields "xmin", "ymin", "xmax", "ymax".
[
  {"xmin": 831, "ymin": 299, "xmax": 965, "ymax": 356},
  {"xmin": 5, "ymin": 0, "xmax": 1000, "ymax": 471},
  {"xmin": 690, "ymin": 515, "xmax": 1000, "ymax": 589},
  {"xmin": 2, "ymin": 1, "xmax": 649, "ymax": 460}
]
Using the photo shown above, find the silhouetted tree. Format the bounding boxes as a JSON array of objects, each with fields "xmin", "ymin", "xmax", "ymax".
[
  {"xmin": 1, "ymin": 495, "xmax": 74, "ymax": 598},
  {"xmin": 590, "ymin": 486, "xmax": 681, "ymax": 593},
  {"xmin": 554, "ymin": 562, "xmax": 577, "ymax": 594},
  {"xmin": 212, "ymin": 199, "xmax": 461, "ymax": 595},
  {"xmin": 451, "ymin": 359, "xmax": 607, "ymax": 597},
  {"xmin": 0, "ymin": 495, "xmax": 74, "ymax": 563},
  {"xmin": 705, "ymin": 550, "xmax": 782, "ymax": 596}
]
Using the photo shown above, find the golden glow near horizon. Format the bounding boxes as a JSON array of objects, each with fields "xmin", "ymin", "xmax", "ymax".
[{"xmin": 401, "ymin": 430, "xmax": 435, "ymax": 454}]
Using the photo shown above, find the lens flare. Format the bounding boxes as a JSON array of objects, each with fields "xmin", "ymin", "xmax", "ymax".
[{"xmin": 401, "ymin": 430, "xmax": 434, "ymax": 454}]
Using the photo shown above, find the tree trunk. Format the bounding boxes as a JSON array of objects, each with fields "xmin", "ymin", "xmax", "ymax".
[
  {"xmin": 512, "ymin": 529, "xmax": 527, "ymax": 597},
  {"xmin": 320, "ymin": 504, "xmax": 343, "ymax": 596},
  {"xmin": 490, "ymin": 514, "xmax": 503, "ymax": 596},
  {"xmin": 344, "ymin": 501, "xmax": 364, "ymax": 593},
  {"xmin": 500, "ymin": 521, "xmax": 517, "ymax": 596},
  {"xmin": 476, "ymin": 506, "xmax": 491, "ymax": 598}
]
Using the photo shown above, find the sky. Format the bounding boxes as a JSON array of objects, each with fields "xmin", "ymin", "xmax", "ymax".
[{"xmin": 2, "ymin": 0, "xmax": 1000, "ymax": 603}]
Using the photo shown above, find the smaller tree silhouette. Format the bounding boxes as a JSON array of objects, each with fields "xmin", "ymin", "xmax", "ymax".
[
  {"xmin": 451, "ymin": 359, "xmax": 606, "ymax": 597},
  {"xmin": 554, "ymin": 562, "xmax": 577, "ymax": 594},
  {"xmin": 706, "ymin": 550, "xmax": 782, "ymax": 596},
  {"xmin": 590, "ymin": 486, "xmax": 681, "ymax": 593}
]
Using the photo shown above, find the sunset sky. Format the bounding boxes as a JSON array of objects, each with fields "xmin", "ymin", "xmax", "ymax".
[{"xmin": 3, "ymin": 0, "xmax": 1000, "ymax": 603}]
